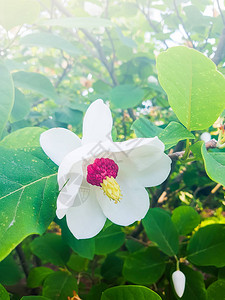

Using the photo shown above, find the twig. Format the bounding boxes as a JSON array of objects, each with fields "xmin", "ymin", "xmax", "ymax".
[
  {"xmin": 168, "ymin": 139, "xmax": 218, "ymax": 161},
  {"xmin": 16, "ymin": 244, "xmax": 29, "ymax": 278},
  {"xmin": 173, "ymin": 0, "xmax": 194, "ymax": 48}
]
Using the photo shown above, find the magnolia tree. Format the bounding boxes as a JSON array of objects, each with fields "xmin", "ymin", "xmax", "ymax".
[{"xmin": 1, "ymin": 0, "xmax": 225, "ymax": 299}]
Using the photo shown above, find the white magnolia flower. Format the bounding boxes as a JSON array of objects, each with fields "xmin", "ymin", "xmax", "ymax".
[
  {"xmin": 200, "ymin": 132, "xmax": 211, "ymax": 143},
  {"xmin": 172, "ymin": 270, "xmax": 186, "ymax": 298},
  {"xmin": 40, "ymin": 99, "xmax": 171, "ymax": 239}
]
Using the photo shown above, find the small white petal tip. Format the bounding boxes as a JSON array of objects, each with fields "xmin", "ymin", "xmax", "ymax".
[
  {"xmin": 172, "ymin": 270, "xmax": 186, "ymax": 298},
  {"xmin": 200, "ymin": 132, "xmax": 211, "ymax": 143}
]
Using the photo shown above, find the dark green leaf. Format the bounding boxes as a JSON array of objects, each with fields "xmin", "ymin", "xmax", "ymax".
[
  {"xmin": 171, "ymin": 206, "xmax": 200, "ymax": 235},
  {"xmin": 30, "ymin": 233, "xmax": 70, "ymax": 266},
  {"xmin": 95, "ymin": 225, "xmax": 125, "ymax": 255},
  {"xmin": 42, "ymin": 271, "xmax": 78, "ymax": 300},
  {"xmin": 0, "ymin": 254, "xmax": 22, "ymax": 285},
  {"xmin": 207, "ymin": 280, "xmax": 225, "ymax": 300},
  {"xmin": 123, "ymin": 247, "xmax": 166, "ymax": 284},
  {"xmin": 101, "ymin": 285, "xmax": 162, "ymax": 300},
  {"xmin": 187, "ymin": 224, "xmax": 225, "ymax": 267},
  {"xmin": 131, "ymin": 118, "xmax": 163, "ymax": 138},
  {"xmin": 27, "ymin": 267, "xmax": 54, "ymax": 288},
  {"xmin": 142, "ymin": 208, "xmax": 179, "ymax": 256},
  {"xmin": 10, "ymin": 88, "xmax": 30, "ymax": 122}
]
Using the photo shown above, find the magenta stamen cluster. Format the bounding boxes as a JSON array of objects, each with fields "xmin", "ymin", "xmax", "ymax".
[{"xmin": 87, "ymin": 158, "xmax": 119, "ymax": 186}]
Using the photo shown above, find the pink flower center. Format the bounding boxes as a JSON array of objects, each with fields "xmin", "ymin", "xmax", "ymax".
[{"xmin": 87, "ymin": 158, "xmax": 119, "ymax": 186}]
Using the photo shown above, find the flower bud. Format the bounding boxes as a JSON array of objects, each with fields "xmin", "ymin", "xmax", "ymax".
[
  {"xmin": 200, "ymin": 132, "xmax": 211, "ymax": 143},
  {"xmin": 172, "ymin": 270, "xmax": 186, "ymax": 298}
]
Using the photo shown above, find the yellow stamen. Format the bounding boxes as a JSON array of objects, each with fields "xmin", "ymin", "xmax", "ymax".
[{"xmin": 100, "ymin": 176, "xmax": 122, "ymax": 204}]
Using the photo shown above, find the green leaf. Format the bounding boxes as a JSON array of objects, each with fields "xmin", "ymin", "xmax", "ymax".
[
  {"xmin": 178, "ymin": 265, "xmax": 207, "ymax": 300},
  {"xmin": 158, "ymin": 121, "xmax": 195, "ymax": 150},
  {"xmin": 21, "ymin": 296, "xmax": 50, "ymax": 299},
  {"xmin": 123, "ymin": 247, "xmax": 166, "ymax": 284},
  {"xmin": 0, "ymin": 0, "xmax": 40, "ymax": 30},
  {"xmin": 20, "ymin": 32, "xmax": 81, "ymax": 56},
  {"xmin": 21, "ymin": 296, "xmax": 50, "ymax": 300},
  {"xmin": 95, "ymin": 225, "xmax": 125, "ymax": 255},
  {"xmin": 40, "ymin": 17, "xmax": 112, "ymax": 29},
  {"xmin": 56, "ymin": 217, "xmax": 95, "ymax": 260},
  {"xmin": 30, "ymin": 233, "xmax": 70, "ymax": 266},
  {"xmin": 0, "ymin": 62, "xmax": 14, "ymax": 139},
  {"xmin": 0, "ymin": 128, "xmax": 57, "ymax": 261},
  {"xmin": 0, "ymin": 254, "xmax": 22, "ymax": 285},
  {"xmin": 101, "ymin": 255, "xmax": 123, "ymax": 281},
  {"xmin": 0, "ymin": 127, "xmax": 45, "ymax": 150},
  {"xmin": 0, "ymin": 284, "xmax": 10, "ymax": 300},
  {"xmin": 27, "ymin": 267, "xmax": 54, "ymax": 288},
  {"xmin": 109, "ymin": 84, "xmax": 145, "ymax": 109},
  {"xmin": 207, "ymin": 280, "xmax": 225, "ymax": 300},
  {"xmin": 202, "ymin": 145, "xmax": 225, "ymax": 187},
  {"xmin": 131, "ymin": 118, "xmax": 163, "ymax": 138},
  {"xmin": 156, "ymin": 46, "xmax": 225, "ymax": 130},
  {"xmin": 13, "ymin": 71, "xmax": 58, "ymax": 100},
  {"xmin": 171, "ymin": 206, "xmax": 200, "ymax": 235},
  {"xmin": 10, "ymin": 88, "xmax": 30, "ymax": 122},
  {"xmin": 55, "ymin": 108, "xmax": 83, "ymax": 127},
  {"xmin": 42, "ymin": 271, "xmax": 78, "ymax": 300},
  {"xmin": 142, "ymin": 208, "xmax": 179, "ymax": 256},
  {"xmin": 67, "ymin": 253, "xmax": 88, "ymax": 272},
  {"xmin": 101, "ymin": 285, "xmax": 162, "ymax": 300},
  {"xmin": 187, "ymin": 224, "xmax": 225, "ymax": 267}
]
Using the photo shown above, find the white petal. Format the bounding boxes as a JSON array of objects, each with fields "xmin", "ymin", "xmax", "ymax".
[
  {"xmin": 132, "ymin": 153, "xmax": 172, "ymax": 187},
  {"xmin": 40, "ymin": 128, "xmax": 81, "ymax": 166},
  {"xmin": 111, "ymin": 137, "xmax": 165, "ymax": 170},
  {"xmin": 172, "ymin": 270, "xmax": 186, "ymax": 298},
  {"xmin": 82, "ymin": 99, "xmax": 113, "ymax": 144},
  {"xmin": 56, "ymin": 172, "xmax": 84, "ymax": 219},
  {"xmin": 96, "ymin": 175, "xmax": 150, "ymax": 226},
  {"xmin": 66, "ymin": 186, "xmax": 106, "ymax": 239}
]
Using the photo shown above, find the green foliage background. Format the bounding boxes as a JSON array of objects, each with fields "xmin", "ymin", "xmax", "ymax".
[{"xmin": 1, "ymin": 0, "xmax": 225, "ymax": 299}]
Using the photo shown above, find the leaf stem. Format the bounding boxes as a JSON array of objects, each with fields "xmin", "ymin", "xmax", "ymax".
[
  {"xmin": 182, "ymin": 139, "xmax": 190, "ymax": 161},
  {"xmin": 174, "ymin": 255, "xmax": 180, "ymax": 271}
]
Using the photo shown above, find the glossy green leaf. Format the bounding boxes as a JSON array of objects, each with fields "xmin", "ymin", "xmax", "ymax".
[
  {"xmin": 10, "ymin": 88, "xmax": 30, "ymax": 122},
  {"xmin": 101, "ymin": 255, "xmax": 123, "ymax": 281},
  {"xmin": 41, "ymin": 17, "xmax": 112, "ymax": 29},
  {"xmin": 0, "ymin": 0, "xmax": 40, "ymax": 30},
  {"xmin": 13, "ymin": 71, "xmax": 58, "ymax": 100},
  {"xmin": 157, "ymin": 46, "xmax": 225, "ymax": 130},
  {"xmin": 158, "ymin": 121, "xmax": 195, "ymax": 150},
  {"xmin": 0, "ymin": 62, "xmax": 14, "ymax": 139},
  {"xmin": 0, "ymin": 129, "xmax": 57, "ymax": 261},
  {"xmin": 95, "ymin": 225, "xmax": 125, "ymax": 255},
  {"xmin": 207, "ymin": 280, "xmax": 225, "ymax": 300},
  {"xmin": 55, "ymin": 108, "xmax": 83, "ymax": 127},
  {"xmin": 42, "ymin": 271, "xmax": 78, "ymax": 300},
  {"xmin": 142, "ymin": 208, "xmax": 179, "ymax": 256},
  {"xmin": 21, "ymin": 296, "xmax": 50, "ymax": 300},
  {"xmin": 0, "ymin": 254, "xmax": 22, "ymax": 285},
  {"xmin": 56, "ymin": 217, "xmax": 95, "ymax": 260},
  {"xmin": 101, "ymin": 285, "xmax": 162, "ymax": 300},
  {"xmin": 0, "ymin": 284, "xmax": 10, "ymax": 300},
  {"xmin": 27, "ymin": 267, "xmax": 54, "ymax": 288},
  {"xmin": 172, "ymin": 206, "xmax": 200, "ymax": 235},
  {"xmin": 67, "ymin": 253, "xmax": 88, "ymax": 272},
  {"xmin": 187, "ymin": 224, "xmax": 225, "ymax": 267},
  {"xmin": 131, "ymin": 118, "xmax": 163, "ymax": 138},
  {"xmin": 110, "ymin": 84, "xmax": 145, "ymax": 109},
  {"xmin": 202, "ymin": 145, "xmax": 225, "ymax": 187},
  {"xmin": 123, "ymin": 247, "xmax": 166, "ymax": 284},
  {"xmin": 30, "ymin": 233, "xmax": 70, "ymax": 266},
  {"xmin": 21, "ymin": 32, "xmax": 81, "ymax": 56}
]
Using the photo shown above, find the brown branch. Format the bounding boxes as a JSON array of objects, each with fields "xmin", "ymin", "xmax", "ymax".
[
  {"xmin": 168, "ymin": 139, "xmax": 218, "ymax": 161},
  {"xmin": 16, "ymin": 244, "xmax": 29, "ymax": 278},
  {"xmin": 212, "ymin": 27, "xmax": 225, "ymax": 65}
]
